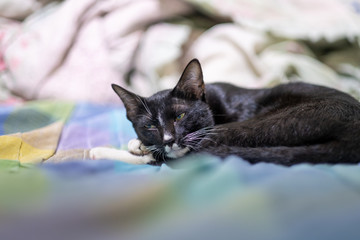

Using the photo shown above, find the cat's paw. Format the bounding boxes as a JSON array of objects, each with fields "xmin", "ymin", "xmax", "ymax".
[{"xmin": 128, "ymin": 139, "xmax": 150, "ymax": 156}]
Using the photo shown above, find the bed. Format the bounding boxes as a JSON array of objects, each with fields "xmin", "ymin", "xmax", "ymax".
[{"xmin": 1, "ymin": 1, "xmax": 360, "ymax": 239}]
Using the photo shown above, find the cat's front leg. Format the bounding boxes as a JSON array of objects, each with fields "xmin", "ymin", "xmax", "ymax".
[{"xmin": 89, "ymin": 142, "xmax": 155, "ymax": 165}]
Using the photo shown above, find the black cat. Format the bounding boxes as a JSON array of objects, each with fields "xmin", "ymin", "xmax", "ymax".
[{"xmin": 112, "ymin": 59, "xmax": 360, "ymax": 166}]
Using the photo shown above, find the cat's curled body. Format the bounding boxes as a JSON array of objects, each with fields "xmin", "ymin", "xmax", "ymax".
[{"xmin": 112, "ymin": 59, "xmax": 360, "ymax": 166}]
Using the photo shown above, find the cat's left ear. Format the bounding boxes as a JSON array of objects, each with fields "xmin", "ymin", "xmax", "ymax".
[
  {"xmin": 112, "ymin": 84, "xmax": 143, "ymax": 121},
  {"xmin": 172, "ymin": 59, "xmax": 206, "ymax": 101}
]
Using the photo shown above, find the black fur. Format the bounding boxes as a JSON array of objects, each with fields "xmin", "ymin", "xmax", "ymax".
[{"xmin": 112, "ymin": 59, "xmax": 360, "ymax": 166}]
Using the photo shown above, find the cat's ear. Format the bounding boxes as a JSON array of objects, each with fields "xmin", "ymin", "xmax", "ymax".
[
  {"xmin": 172, "ymin": 59, "xmax": 205, "ymax": 101},
  {"xmin": 112, "ymin": 84, "xmax": 143, "ymax": 121}
]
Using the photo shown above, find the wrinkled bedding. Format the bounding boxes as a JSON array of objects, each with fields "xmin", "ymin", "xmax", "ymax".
[
  {"xmin": 1, "ymin": 100, "xmax": 360, "ymax": 240},
  {"xmin": 1, "ymin": 151, "xmax": 360, "ymax": 240},
  {"xmin": 1, "ymin": 0, "xmax": 360, "ymax": 239},
  {"xmin": 1, "ymin": 0, "xmax": 360, "ymax": 102}
]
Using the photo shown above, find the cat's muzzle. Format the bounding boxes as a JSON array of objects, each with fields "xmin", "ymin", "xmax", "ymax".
[{"xmin": 164, "ymin": 143, "xmax": 189, "ymax": 158}]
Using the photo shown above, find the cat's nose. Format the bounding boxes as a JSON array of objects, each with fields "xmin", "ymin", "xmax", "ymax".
[{"xmin": 163, "ymin": 133, "xmax": 175, "ymax": 145}]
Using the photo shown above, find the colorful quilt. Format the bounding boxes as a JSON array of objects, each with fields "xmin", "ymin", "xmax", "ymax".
[
  {"xmin": 1, "ymin": 101, "xmax": 360, "ymax": 240},
  {"xmin": 0, "ymin": 101, "xmax": 136, "ymax": 164},
  {"xmin": 0, "ymin": 101, "xmax": 74, "ymax": 163}
]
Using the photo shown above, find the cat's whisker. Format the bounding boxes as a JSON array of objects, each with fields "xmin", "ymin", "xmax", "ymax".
[
  {"xmin": 182, "ymin": 131, "xmax": 217, "ymax": 152},
  {"xmin": 185, "ymin": 144, "xmax": 198, "ymax": 151},
  {"xmin": 183, "ymin": 127, "xmax": 219, "ymax": 142},
  {"xmin": 145, "ymin": 145, "xmax": 167, "ymax": 162}
]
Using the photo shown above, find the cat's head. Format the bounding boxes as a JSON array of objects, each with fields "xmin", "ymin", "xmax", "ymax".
[{"xmin": 112, "ymin": 59, "xmax": 214, "ymax": 161}]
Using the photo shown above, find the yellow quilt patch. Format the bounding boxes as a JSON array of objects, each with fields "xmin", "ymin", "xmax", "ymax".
[
  {"xmin": 0, "ymin": 122, "xmax": 63, "ymax": 164},
  {"xmin": 0, "ymin": 135, "xmax": 22, "ymax": 160}
]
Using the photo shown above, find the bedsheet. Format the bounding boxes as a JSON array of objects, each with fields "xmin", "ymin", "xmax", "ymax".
[
  {"xmin": 1, "ymin": 0, "xmax": 360, "ymax": 103},
  {"xmin": 1, "ymin": 100, "xmax": 360, "ymax": 240},
  {"xmin": 1, "ymin": 156, "xmax": 360, "ymax": 240}
]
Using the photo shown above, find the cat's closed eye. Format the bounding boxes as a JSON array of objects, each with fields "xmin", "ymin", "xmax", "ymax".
[{"xmin": 144, "ymin": 124, "xmax": 157, "ymax": 130}]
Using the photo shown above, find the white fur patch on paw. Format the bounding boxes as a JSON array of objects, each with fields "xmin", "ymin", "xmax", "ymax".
[
  {"xmin": 128, "ymin": 139, "xmax": 150, "ymax": 156},
  {"xmin": 89, "ymin": 147, "xmax": 155, "ymax": 165}
]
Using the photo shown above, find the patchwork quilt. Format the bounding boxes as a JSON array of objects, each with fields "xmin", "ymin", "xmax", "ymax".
[
  {"xmin": 1, "ymin": 101, "xmax": 360, "ymax": 240},
  {"xmin": 0, "ymin": 101, "xmax": 136, "ymax": 163}
]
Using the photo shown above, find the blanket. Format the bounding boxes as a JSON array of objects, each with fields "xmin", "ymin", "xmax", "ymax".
[
  {"xmin": 0, "ymin": 101, "xmax": 73, "ymax": 163},
  {"xmin": 1, "ymin": 101, "xmax": 360, "ymax": 240},
  {"xmin": 1, "ymin": 155, "xmax": 360, "ymax": 240},
  {"xmin": 0, "ymin": 101, "xmax": 136, "ymax": 163}
]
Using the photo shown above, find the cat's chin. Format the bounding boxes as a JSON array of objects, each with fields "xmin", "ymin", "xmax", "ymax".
[{"xmin": 164, "ymin": 144, "xmax": 189, "ymax": 159}]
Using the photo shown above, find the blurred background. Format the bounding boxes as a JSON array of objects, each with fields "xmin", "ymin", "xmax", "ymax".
[{"xmin": 0, "ymin": 0, "xmax": 359, "ymax": 104}]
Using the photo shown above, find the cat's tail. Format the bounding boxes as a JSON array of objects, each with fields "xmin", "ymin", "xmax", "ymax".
[{"xmin": 204, "ymin": 143, "xmax": 360, "ymax": 165}]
